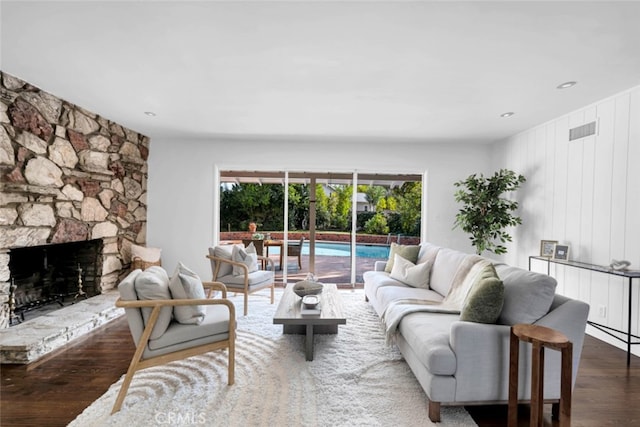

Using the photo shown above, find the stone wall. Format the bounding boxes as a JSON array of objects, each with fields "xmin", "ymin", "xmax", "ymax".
[{"xmin": 0, "ymin": 71, "xmax": 150, "ymax": 328}]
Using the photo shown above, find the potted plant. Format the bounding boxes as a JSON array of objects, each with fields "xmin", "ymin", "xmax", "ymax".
[{"xmin": 453, "ymin": 169, "xmax": 526, "ymax": 255}]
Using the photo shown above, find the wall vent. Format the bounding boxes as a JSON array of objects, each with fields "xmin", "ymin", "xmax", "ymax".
[{"xmin": 569, "ymin": 121, "xmax": 597, "ymax": 141}]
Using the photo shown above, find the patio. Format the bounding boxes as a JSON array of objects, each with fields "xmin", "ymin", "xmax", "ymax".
[
  {"xmin": 269, "ymin": 252, "xmax": 384, "ymax": 287},
  {"xmin": 220, "ymin": 232, "xmax": 419, "ymax": 287}
]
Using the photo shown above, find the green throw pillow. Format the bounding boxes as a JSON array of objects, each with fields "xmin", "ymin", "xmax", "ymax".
[
  {"xmin": 460, "ymin": 264, "xmax": 504, "ymax": 324},
  {"xmin": 385, "ymin": 243, "xmax": 420, "ymax": 273}
]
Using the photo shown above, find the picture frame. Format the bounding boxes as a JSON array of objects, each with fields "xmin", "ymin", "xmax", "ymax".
[
  {"xmin": 552, "ymin": 244, "xmax": 570, "ymax": 261},
  {"xmin": 540, "ymin": 240, "xmax": 558, "ymax": 257}
]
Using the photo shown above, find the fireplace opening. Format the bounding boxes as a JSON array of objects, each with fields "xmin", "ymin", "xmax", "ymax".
[{"xmin": 8, "ymin": 239, "xmax": 104, "ymax": 324}]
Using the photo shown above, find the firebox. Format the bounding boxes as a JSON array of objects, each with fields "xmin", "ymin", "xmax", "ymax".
[{"xmin": 8, "ymin": 239, "xmax": 103, "ymax": 324}]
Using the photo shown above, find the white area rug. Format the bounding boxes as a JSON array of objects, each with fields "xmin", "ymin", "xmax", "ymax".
[{"xmin": 69, "ymin": 289, "xmax": 477, "ymax": 426}]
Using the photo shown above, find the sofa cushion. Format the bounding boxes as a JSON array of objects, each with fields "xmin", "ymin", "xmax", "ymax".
[
  {"xmin": 495, "ymin": 264, "xmax": 557, "ymax": 325},
  {"xmin": 376, "ymin": 285, "xmax": 444, "ymax": 314},
  {"xmin": 384, "ymin": 243, "xmax": 420, "ymax": 273},
  {"xmin": 362, "ymin": 271, "xmax": 403, "ymax": 289},
  {"xmin": 398, "ymin": 311, "xmax": 459, "ymax": 375},
  {"xmin": 389, "ymin": 254, "xmax": 432, "ymax": 289},
  {"xmin": 430, "ymin": 248, "xmax": 484, "ymax": 298},
  {"xmin": 460, "ymin": 263, "xmax": 504, "ymax": 323},
  {"xmin": 363, "ymin": 271, "xmax": 412, "ymax": 315},
  {"xmin": 415, "ymin": 242, "xmax": 441, "ymax": 267},
  {"xmin": 134, "ymin": 266, "xmax": 173, "ymax": 339},
  {"xmin": 430, "ymin": 248, "xmax": 470, "ymax": 296},
  {"xmin": 169, "ymin": 262, "xmax": 207, "ymax": 325}
]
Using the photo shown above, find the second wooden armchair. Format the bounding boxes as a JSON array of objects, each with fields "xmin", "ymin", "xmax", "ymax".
[{"xmin": 207, "ymin": 244, "xmax": 275, "ymax": 316}]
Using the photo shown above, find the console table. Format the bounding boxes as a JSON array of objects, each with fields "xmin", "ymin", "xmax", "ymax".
[{"xmin": 529, "ymin": 256, "xmax": 640, "ymax": 366}]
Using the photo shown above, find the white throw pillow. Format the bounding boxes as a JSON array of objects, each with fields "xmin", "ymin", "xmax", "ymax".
[
  {"xmin": 134, "ymin": 266, "xmax": 173, "ymax": 339},
  {"xmin": 169, "ymin": 262, "xmax": 207, "ymax": 325},
  {"xmin": 389, "ymin": 254, "xmax": 431, "ymax": 289},
  {"xmin": 232, "ymin": 242, "xmax": 259, "ymax": 276}
]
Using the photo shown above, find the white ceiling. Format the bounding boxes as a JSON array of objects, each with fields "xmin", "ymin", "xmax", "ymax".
[{"xmin": 2, "ymin": 1, "xmax": 640, "ymax": 144}]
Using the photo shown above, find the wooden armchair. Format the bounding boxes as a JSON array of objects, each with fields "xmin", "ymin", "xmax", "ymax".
[
  {"xmin": 114, "ymin": 270, "xmax": 235, "ymax": 414},
  {"xmin": 208, "ymin": 245, "xmax": 275, "ymax": 316}
]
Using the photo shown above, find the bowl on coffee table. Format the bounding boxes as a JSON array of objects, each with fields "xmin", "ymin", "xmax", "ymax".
[
  {"xmin": 301, "ymin": 294, "xmax": 320, "ymax": 309},
  {"xmin": 293, "ymin": 280, "xmax": 323, "ymax": 297}
]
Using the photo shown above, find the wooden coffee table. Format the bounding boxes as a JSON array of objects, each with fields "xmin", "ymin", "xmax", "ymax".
[{"xmin": 273, "ymin": 283, "xmax": 346, "ymax": 361}]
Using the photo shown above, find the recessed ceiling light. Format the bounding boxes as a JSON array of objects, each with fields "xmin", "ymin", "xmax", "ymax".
[
  {"xmin": 500, "ymin": 112, "xmax": 515, "ymax": 118},
  {"xmin": 557, "ymin": 81, "xmax": 577, "ymax": 89},
  {"xmin": 144, "ymin": 111, "xmax": 156, "ymax": 117}
]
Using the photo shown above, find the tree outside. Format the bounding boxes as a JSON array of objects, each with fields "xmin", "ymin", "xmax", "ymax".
[{"xmin": 220, "ymin": 181, "xmax": 421, "ymax": 236}]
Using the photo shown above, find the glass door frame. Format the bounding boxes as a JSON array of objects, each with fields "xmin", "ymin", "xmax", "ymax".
[{"xmin": 214, "ymin": 167, "xmax": 427, "ymax": 285}]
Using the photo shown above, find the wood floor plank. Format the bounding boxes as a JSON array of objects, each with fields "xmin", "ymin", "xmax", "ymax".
[{"xmin": 1, "ymin": 318, "xmax": 134, "ymax": 427}]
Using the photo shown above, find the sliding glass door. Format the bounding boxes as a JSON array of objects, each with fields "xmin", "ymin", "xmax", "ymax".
[
  {"xmin": 216, "ymin": 170, "xmax": 423, "ymax": 285},
  {"xmin": 352, "ymin": 176, "xmax": 423, "ymax": 283}
]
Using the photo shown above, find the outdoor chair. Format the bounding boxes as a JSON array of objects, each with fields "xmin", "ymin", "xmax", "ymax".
[
  {"xmin": 207, "ymin": 244, "xmax": 275, "ymax": 316},
  {"xmin": 113, "ymin": 267, "xmax": 235, "ymax": 414},
  {"xmin": 242, "ymin": 239, "xmax": 266, "ymax": 269},
  {"xmin": 242, "ymin": 239, "xmax": 265, "ymax": 256},
  {"xmin": 287, "ymin": 236, "xmax": 305, "ymax": 269}
]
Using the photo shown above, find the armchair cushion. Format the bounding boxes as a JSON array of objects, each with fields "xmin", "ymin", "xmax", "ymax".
[
  {"xmin": 210, "ymin": 245, "xmax": 241, "ymax": 277},
  {"xmin": 169, "ymin": 262, "xmax": 207, "ymax": 325},
  {"xmin": 134, "ymin": 266, "xmax": 173, "ymax": 339},
  {"xmin": 118, "ymin": 269, "xmax": 144, "ymax": 345},
  {"xmin": 232, "ymin": 243, "xmax": 259, "ymax": 275},
  {"xmin": 147, "ymin": 304, "xmax": 231, "ymax": 354},
  {"xmin": 217, "ymin": 269, "xmax": 273, "ymax": 287}
]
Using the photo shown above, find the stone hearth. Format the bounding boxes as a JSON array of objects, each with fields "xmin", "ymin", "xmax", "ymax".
[
  {"xmin": 0, "ymin": 71, "xmax": 149, "ymax": 362},
  {"xmin": 0, "ymin": 292, "xmax": 122, "ymax": 364}
]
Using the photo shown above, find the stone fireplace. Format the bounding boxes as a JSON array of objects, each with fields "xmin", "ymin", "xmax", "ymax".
[
  {"xmin": 0, "ymin": 71, "xmax": 150, "ymax": 362},
  {"xmin": 8, "ymin": 239, "xmax": 104, "ymax": 323}
]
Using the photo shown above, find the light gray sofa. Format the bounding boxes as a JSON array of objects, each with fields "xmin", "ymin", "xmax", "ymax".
[{"xmin": 363, "ymin": 242, "xmax": 590, "ymax": 422}]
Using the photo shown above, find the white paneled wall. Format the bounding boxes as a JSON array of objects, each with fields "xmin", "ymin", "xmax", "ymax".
[{"xmin": 494, "ymin": 85, "xmax": 640, "ymax": 356}]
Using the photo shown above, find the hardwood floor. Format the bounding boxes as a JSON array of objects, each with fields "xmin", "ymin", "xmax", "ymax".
[
  {"xmin": 467, "ymin": 333, "xmax": 640, "ymax": 426},
  {"xmin": 1, "ymin": 315, "xmax": 639, "ymax": 426},
  {"xmin": 1, "ymin": 318, "xmax": 134, "ymax": 427}
]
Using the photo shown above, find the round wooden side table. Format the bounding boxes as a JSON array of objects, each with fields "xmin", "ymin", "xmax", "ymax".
[{"xmin": 508, "ymin": 323, "xmax": 573, "ymax": 427}]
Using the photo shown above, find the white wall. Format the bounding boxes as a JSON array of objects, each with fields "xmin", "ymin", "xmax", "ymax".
[
  {"xmin": 493, "ymin": 85, "xmax": 640, "ymax": 355},
  {"xmin": 146, "ymin": 139, "xmax": 490, "ymax": 280},
  {"xmin": 146, "ymin": 85, "xmax": 639, "ymax": 355}
]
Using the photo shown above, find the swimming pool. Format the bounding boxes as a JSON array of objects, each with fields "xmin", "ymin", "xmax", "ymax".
[{"xmin": 269, "ymin": 242, "xmax": 390, "ymax": 258}]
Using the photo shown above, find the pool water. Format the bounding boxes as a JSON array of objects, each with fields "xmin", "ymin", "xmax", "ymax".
[{"xmin": 269, "ymin": 242, "xmax": 390, "ymax": 258}]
